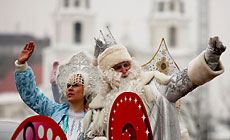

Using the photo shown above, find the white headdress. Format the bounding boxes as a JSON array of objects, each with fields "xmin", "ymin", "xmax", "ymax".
[
  {"xmin": 93, "ymin": 27, "xmax": 132, "ymax": 72},
  {"xmin": 56, "ymin": 52, "xmax": 101, "ymax": 105}
]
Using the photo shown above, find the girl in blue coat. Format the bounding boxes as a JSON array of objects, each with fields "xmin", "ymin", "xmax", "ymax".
[{"xmin": 14, "ymin": 41, "xmax": 99, "ymax": 139}]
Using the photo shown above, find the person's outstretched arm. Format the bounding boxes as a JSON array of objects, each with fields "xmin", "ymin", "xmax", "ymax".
[
  {"xmin": 15, "ymin": 42, "xmax": 61, "ymax": 116},
  {"xmin": 165, "ymin": 36, "xmax": 225, "ymax": 102},
  {"xmin": 50, "ymin": 61, "xmax": 62, "ymax": 103}
]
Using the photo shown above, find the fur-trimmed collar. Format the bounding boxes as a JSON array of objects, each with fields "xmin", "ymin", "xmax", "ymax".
[
  {"xmin": 89, "ymin": 94, "xmax": 104, "ymax": 109},
  {"xmin": 140, "ymin": 71, "xmax": 171, "ymax": 86}
]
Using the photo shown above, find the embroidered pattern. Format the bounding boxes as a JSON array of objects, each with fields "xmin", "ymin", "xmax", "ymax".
[
  {"xmin": 15, "ymin": 67, "xmax": 59, "ymax": 116},
  {"xmin": 156, "ymin": 57, "xmax": 169, "ymax": 75},
  {"xmin": 142, "ymin": 38, "xmax": 180, "ymax": 76},
  {"xmin": 166, "ymin": 69, "xmax": 198, "ymax": 101}
]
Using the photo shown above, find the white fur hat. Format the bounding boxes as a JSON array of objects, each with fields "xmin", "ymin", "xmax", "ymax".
[{"xmin": 98, "ymin": 45, "xmax": 132, "ymax": 72}]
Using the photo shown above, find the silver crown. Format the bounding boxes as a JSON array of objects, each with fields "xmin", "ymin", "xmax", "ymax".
[{"xmin": 94, "ymin": 26, "xmax": 117, "ymax": 58}]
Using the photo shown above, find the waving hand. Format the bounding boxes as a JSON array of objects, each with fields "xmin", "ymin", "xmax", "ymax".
[{"xmin": 17, "ymin": 41, "xmax": 35, "ymax": 64}]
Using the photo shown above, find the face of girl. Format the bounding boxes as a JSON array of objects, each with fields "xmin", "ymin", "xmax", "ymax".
[{"xmin": 66, "ymin": 82, "xmax": 84, "ymax": 103}]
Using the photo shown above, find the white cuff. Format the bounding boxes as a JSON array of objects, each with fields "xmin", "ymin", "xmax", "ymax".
[
  {"xmin": 15, "ymin": 60, "xmax": 28, "ymax": 72},
  {"xmin": 93, "ymin": 137, "xmax": 107, "ymax": 140},
  {"xmin": 188, "ymin": 51, "xmax": 224, "ymax": 85}
]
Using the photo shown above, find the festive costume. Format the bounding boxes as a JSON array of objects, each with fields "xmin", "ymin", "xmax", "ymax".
[
  {"xmin": 15, "ymin": 65, "xmax": 84, "ymax": 139},
  {"xmin": 15, "ymin": 51, "xmax": 100, "ymax": 139},
  {"xmin": 83, "ymin": 33, "xmax": 225, "ymax": 140}
]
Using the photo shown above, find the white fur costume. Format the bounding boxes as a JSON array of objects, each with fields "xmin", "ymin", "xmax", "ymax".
[{"xmin": 83, "ymin": 45, "xmax": 224, "ymax": 140}]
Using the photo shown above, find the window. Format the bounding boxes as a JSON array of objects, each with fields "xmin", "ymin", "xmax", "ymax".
[
  {"xmin": 74, "ymin": 23, "xmax": 82, "ymax": 43},
  {"xmin": 86, "ymin": 0, "xmax": 90, "ymax": 8},
  {"xmin": 180, "ymin": 2, "xmax": 185, "ymax": 13},
  {"xmin": 75, "ymin": 0, "xmax": 80, "ymax": 7},
  {"xmin": 169, "ymin": 26, "xmax": 176, "ymax": 47},
  {"xmin": 158, "ymin": 2, "xmax": 164, "ymax": 12},
  {"xmin": 64, "ymin": 0, "xmax": 69, "ymax": 7},
  {"xmin": 169, "ymin": 1, "xmax": 175, "ymax": 11}
]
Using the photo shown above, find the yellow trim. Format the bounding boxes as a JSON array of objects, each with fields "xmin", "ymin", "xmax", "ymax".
[
  {"xmin": 142, "ymin": 38, "xmax": 180, "ymax": 71},
  {"xmin": 141, "ymin": 38, "xmax": 182, "ymax": 110},
  {"xmin": 142, "ymin": 38, "xmax": 164, "ymax": 67},
  {"xmin": 176, "ymin": 100, "xmax": 181, "ymax": 112}
]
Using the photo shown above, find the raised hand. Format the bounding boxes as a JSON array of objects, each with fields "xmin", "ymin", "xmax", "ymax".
[
  {"xmin": 17, "ymin": 41, "xmax": 35, "ymax": 64},
  {"xmin": 208, "ymin": 36, "xmax": 226, "ymax": 55},
  {"xmin": 205, "ymin": 36, "xmax": 226, "ymax": 70},
  {"xmin": 50, "ymin": 61, "xmax": 59, "ymax": 85}
]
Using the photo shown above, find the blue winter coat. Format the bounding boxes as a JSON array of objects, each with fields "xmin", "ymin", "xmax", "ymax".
[{"xmin": 14, "ymin": 66, "xmax": 69, "ymax": 124}]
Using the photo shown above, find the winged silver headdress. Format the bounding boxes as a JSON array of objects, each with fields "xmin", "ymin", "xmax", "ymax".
[{"xmin": 56, "ymin": 52, "xmax": 101, "ymax": 104}]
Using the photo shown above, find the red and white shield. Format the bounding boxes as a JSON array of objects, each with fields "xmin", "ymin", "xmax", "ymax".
[
  {"xmin": 11, "ymin": 115, "xmax": 67, "ymax": 140},
  {"xmin": 108, "ymin": 92, "xmax": 153, "ymax": 140}
]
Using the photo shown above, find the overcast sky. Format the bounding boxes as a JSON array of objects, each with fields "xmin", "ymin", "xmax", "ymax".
[
  {"xmin": 0, "ymin": 0, "xmax": 230, "ymax": 46},
  {"xmin": 0, "ymin": 0, "xmax": 152, "ymax": 47},
  {"xmin": 0, "ymin": 0, "xmax": 55, "ymax": 37}
]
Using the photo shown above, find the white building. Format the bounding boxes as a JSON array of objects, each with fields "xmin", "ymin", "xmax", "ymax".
[{"xmin": 42, "ymin": 0, "xmax": 95, "ymax": 94}]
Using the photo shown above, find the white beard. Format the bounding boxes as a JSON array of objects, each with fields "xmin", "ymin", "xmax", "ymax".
[
  {"xmin": 103, "ymin": 61, "xmax": 142, "ymax": 93},
  {"xmin": 101, "ymin": 61, "xmax": 143, "ymax": 124}
]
